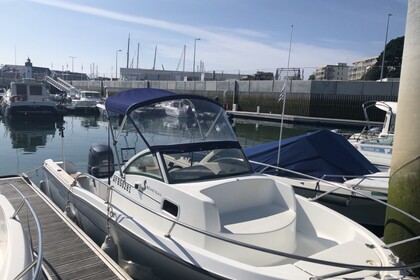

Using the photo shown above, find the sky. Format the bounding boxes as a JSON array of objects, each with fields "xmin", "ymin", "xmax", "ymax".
[{"xmin": 0, "ymin": 0, "xmax": 408, "ymax": 78}]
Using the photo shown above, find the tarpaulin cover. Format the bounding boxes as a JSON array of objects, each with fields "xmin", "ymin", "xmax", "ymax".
[{"xmin": 244, "ymin": 130, "xmax": 379, "ymax": 182}]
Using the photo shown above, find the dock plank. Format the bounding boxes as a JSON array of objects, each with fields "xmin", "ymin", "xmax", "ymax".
[{"xmin": 0, "ymin": 176, "xmax": 130, "ymax": 280}]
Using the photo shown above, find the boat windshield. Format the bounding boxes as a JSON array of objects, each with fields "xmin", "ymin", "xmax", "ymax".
[
  {"xmin": 162, "ymin": 147, "xmax": 253, "ymax": 183},
  {"xmin": 82, "ymin": 91, "xmax": 101, "ymax": 99},
  {"xmin": 129, "ymin": 98, "xmax": 237, "ymax": 147}
]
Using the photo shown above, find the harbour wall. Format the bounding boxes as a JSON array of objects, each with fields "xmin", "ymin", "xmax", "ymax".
[{"xmin": 71, "ymin": 80, "xmax": 398, "ymax": 122}]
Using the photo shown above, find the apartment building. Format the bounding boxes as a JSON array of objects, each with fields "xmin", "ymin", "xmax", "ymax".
[
  {"xmin": 314, "ymin": 63, "xmax": 349, "ymax": 80},
  {"xmin": 348, "ymin": 57, "xmax": 377, "ymax": 80}
]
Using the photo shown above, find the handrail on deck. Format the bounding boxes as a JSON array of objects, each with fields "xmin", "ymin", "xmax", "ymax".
[
  {"xmin": 318, "ymin": 173, "xmax": 389, "ymax": 194},
  {"xmin": 1, "ymin": 183, "xmax": 44, "ymax": 280}
]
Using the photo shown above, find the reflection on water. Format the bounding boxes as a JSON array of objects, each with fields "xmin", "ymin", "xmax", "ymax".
[
  {"xmin": 0, "ymin": 115, "xmax": 109, "ymax": 175},
  {"xmin": 3, "ymin": 117, "xmax": 58, "ymax": 153}
]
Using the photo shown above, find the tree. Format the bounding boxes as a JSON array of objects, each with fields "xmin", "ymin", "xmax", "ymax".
[
  {"xmin": 308, "ymin": 74, "xmax": 316, "ymax": 80},
  {"xmin": 362, "ymin": 36, "xmax": 404, "ymax": 80}
]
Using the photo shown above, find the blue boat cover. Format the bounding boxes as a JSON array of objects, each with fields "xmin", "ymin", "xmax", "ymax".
[
  {"xmin": 244, "ymin": 130, "xmax": 379, "ymax": 182},
  {"xmin": 105, "ymin": 88, "xmax": 175, "ymax": 115}
]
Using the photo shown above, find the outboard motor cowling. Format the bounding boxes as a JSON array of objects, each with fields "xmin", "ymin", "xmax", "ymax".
[{"xmin": 88, "ymin": 144, "xmax": 114, "ymax": 178}]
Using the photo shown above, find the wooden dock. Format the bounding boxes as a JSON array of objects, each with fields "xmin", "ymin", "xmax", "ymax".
[
  {"xmin": 0, "ymin": 175, "xmax": 131, "ymax": 280},
  {"xmin": 228, "ymin": 110, "xmax": 381, "ymax": 128}
]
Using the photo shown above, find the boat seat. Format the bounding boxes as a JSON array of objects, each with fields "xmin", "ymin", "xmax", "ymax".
[{"xmin": 201, "ymin": 177, "xmax": 297, "ymax": 266}]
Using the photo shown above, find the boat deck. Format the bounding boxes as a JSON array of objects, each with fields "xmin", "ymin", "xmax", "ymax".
[{"xmin": 0, "ymin": 175, "xmax": 131, "ymax": 280}]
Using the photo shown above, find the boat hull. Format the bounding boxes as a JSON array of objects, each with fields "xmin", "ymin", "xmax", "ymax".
[
  {"xmin": 357, "ymin": 143, "xmax": 392, "ymax": 170},
  {"xmin": 3, "ymin": 101, "xmax": 60, "ymax": 119}
]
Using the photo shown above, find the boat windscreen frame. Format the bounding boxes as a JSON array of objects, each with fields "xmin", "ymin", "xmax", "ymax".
[
  {"xmin": 107, "ymin": 93, "xmax": 225, "ymax": 147},
  {"xmin": 362, "ymin": 100, "xmax": 394, "ymax": 131},
  {"xmin": 105, "ymin": 91, "xmax": 230, "ymax": 174},
  {"xmin": 126, "ymin": 96, "xmax": 228, "ymax": 150}
]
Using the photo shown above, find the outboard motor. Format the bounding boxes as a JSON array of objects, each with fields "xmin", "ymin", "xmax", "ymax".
[{"xmin": 88, "ymin": 144, "xmax": 114, "ymax": 178}]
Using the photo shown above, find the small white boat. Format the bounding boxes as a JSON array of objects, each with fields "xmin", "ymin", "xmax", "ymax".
[
  {"xmin": 159, "ymin": 99, "xmax": 185, "ymax": 117},
  {"xmin": 66, "ymin": 90, "xmax": 103, "ymax": 112},
  {"xmin": 0, "ymin": 79, "xmax": 60, "ymax": 119},
  {"xmin": 0, "ymin": 184, "xmax": 43, "ymax": 280},
  {"xmin": 40, "ymin": 88, "xmax": 416, "ymax": 279},
  {"xmin": 349, "ymin": 101, "xmax": 396, "ymax": 170}
]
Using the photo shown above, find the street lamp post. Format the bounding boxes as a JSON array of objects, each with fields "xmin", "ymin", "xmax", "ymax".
[
  {"xmin": 380, "ymin": 13, "xmax": 392, "ymax": 81},
  {"xmin": 116, "ymin": 49, "xmax": 121, "ymax": 80},
  {"xmin": 193, "ymin": 38, "xmax": 200, "ymax": 81},
  {"xmin": 69, "ymin": 56, "xmax": 76, "ymax": 72}
]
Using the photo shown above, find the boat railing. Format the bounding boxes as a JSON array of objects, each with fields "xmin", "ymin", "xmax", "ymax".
[
  {"xmin": 319, "ymin": 173, "xmax": 389, "ymax": 191},
  {"xmin": 71, "ymin": 168, "xmax": 420, "ymax": 277},
  {"xmin": 2, "ymin": 182, "xmax": 44, "ymax": 280},
  {"xmin": 249, "ymin": 160, "xmax": 420, "ymax": 249}
]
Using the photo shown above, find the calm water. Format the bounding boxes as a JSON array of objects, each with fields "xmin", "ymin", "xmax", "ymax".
[{"xmin": 0, "ymin": 114, "xmax": 341, "ymax": 176}]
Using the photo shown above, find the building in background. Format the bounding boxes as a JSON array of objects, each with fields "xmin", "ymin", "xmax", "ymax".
[
  {"xmin": 0, "ymin": 58, "xmax": 89, "ymax": 88},
  {"xmin": 50, "ymin": 70, "xmax": 89, "ymax": 81},
  {"xmin": 120, "ymin": 68, "xmax": 241, "ymax": 81},
  {"xmin": 348, "ymin": 57, "xmax": 378, "ymax": 80},
  {"xmin": 314, "ymin": 63, "xmax": 350, "ymax": 80},
  {"xmin": 0, "ymin": 58, "xmax": 51, "ymax": 81}
]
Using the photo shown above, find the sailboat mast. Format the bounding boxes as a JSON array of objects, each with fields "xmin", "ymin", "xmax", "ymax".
[
  {"xmin": 127, "ymin": 33, "xmax": 130, "ymax": 68},
  {"xmin": 183, "ymin": 44, "xmax": 186, "ymax": 72},
  {"xmin": 277, "ymin": 25, "xmax": 294, "ymax": 167},
  {"xmin": 137, "ymin": 43, "xmax": 140, "ymax": 69},
  {"xmin": 153, "ymin": 45, "xmax": 157, "ymax": 70}
]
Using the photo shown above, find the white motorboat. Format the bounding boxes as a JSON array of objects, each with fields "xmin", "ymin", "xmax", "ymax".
[
  {"xmin": 349, "ymin": 101, "xmax": 396, "ymax": 170},
  {"xmin": 40, "ymin": 88, "xmax": 416, "ymax": 279},
  {"xmin": 0, "ymin": 79, "xmax": 61, "ymax": 119},
  {"xmin": 0, "ymin": 183, "xmax": 43, "ymax": 280},
  {"xmin": 66, "ymin": 90, "xmax": 103, "ymax": 112},
  {"xmin": 159, "ymin": 99, "xmax": 185, "ymax": 117}
]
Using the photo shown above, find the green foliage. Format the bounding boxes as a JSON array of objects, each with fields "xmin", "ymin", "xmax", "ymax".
[{"xmin": 362, "ymin": 36, "xmax": 404, "ymax": 80}]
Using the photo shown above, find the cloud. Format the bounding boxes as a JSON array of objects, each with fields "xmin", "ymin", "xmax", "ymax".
[
  {"xmin": 28, "ymin": 0, "xmax": 365, "ymax": 75},
  {"xmin": 29, "ymin": 0, "xmax": 203, "ymax": 35}
]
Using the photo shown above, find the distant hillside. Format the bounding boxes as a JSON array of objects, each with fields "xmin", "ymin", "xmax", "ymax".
[{"xmin": 362, "ymin": 36, "xmax": 404, "ymax": 80}]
